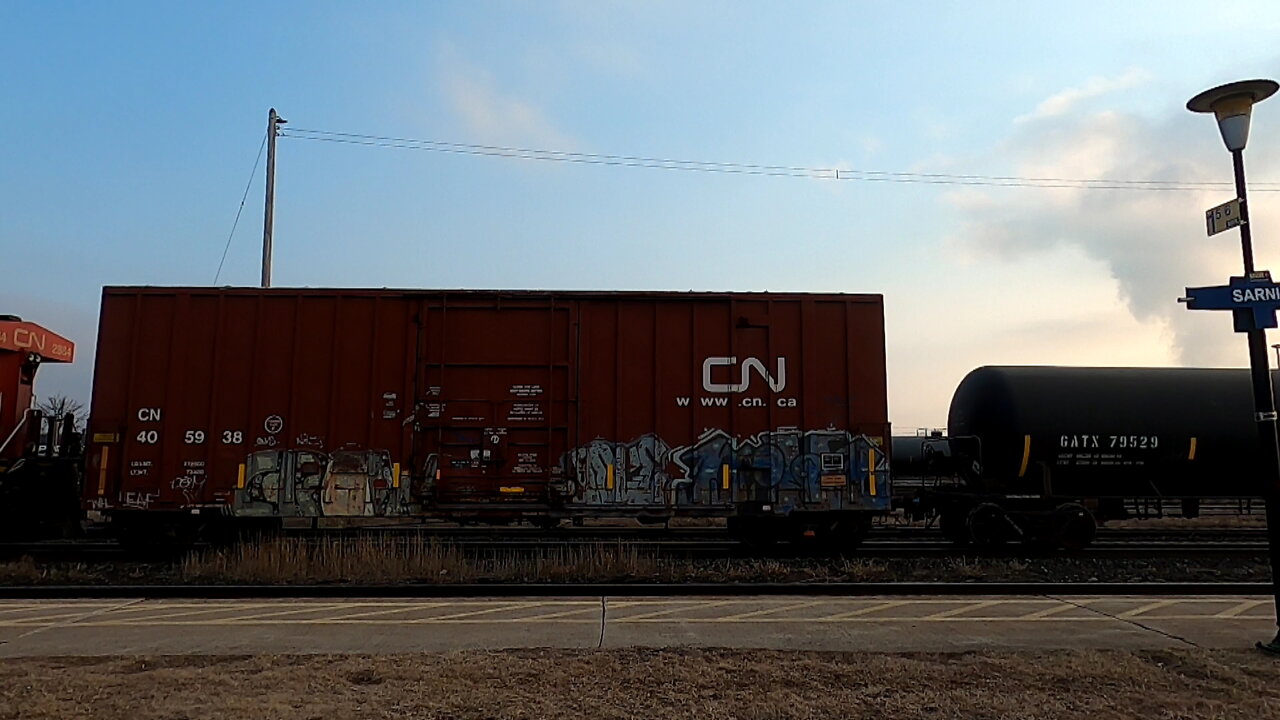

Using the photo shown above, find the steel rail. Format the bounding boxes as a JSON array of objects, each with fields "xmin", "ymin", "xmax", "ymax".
[{"xmin": 0, "ymin": 581, "xmax": 1269, "ymax": 600}]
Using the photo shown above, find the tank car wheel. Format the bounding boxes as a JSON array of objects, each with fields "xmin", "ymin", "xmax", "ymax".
[
  {"xmin": 1053, "ymin": 503, "xmax": 1097, "ymax": 550},
  {"xmin": 966, "ymin": 503, "xmax": 1011, "ymax": 547}
]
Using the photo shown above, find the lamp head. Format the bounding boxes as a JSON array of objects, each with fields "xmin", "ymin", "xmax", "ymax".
[{"xmin": 1187, "ymin": 79, "xmax": 1279, "ymax": 151}]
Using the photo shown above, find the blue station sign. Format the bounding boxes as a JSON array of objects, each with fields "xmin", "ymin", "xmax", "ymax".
[{"xmin": 1181, "ymin": 271, "xmax": 1280, "ymax": 332}]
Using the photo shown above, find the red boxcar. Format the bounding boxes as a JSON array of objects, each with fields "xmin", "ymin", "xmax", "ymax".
[{"xmin": 85, "ymin": 288, "xmax": 891, "ymax": 541}]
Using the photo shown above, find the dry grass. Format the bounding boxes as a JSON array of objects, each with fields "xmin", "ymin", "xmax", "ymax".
[
  {"xmin": 0, "ymin": 558, "xmax": 102, "ymax": 586},
  {"xmin": 1, "ymin": 647, "xmax": 1278, "ymax": 719},
  {"xmin": 1, "ymin": 535, "xmax": 1270, "ymax": 586},
  {"xmin": 178, "ymin": 537, "xmax": 1032, "ymax": 585},
  {"xmin": 179, "ymin": 537, "xmax": 665, "ymax": 584}
]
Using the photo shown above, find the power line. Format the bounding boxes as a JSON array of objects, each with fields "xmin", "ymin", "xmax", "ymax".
[
  {"xmin": 279, "ymin": 126, "xmax": 1280, "ymax": 192},
  {"xmin": 214, "ymin": 132, "xmax": 269, "ymax": 284}
]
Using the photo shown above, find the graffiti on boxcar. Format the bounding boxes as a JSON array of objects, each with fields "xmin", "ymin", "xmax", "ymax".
[
  {"xmin": 295, "ymin": 432, "xmax": 324, "ymax": 449},
  {"xmin": 122, "ymin": 490, "xmax": 159, "ymax": 509},
  {"xmin": 234, "ymin": 449, "xmax": 409, "ymax": 518},
  {"xmin": 170, "ymin": 475, "xmax": 205, "ymax": 504},
  {"xmin": 568, "ymin": 434, "xmax": 672, "ymax": 505},
  {"xmin": 171, "ymin": 460, "xmax": 208, "ymax": 503},
  {"xmin": 562, "ymin": 428, "xmax": 885, "ymax": 509}
]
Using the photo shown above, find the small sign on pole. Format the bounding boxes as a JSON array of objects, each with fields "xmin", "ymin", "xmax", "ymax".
[{"xmin": 1206, "ymin": 198, "xmax": 1243, "ymax": 236}]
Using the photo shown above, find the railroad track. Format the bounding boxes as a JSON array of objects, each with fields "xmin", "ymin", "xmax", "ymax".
[
  {"xmin": 0, "ymin": 581, "xmax": 1270, "ymax": 600},
  {"xmin": 0, "ymin": 535, "xmax": 1271, "ymax": 562}
]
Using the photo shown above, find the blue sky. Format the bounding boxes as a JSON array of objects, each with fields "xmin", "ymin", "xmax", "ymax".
[{"xmin": 5, "ymin": 1, "xmax": 1280, "ymax": 428}]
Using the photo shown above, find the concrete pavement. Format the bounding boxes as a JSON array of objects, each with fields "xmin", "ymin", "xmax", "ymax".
[{"xmin": 0, "ymin": 595, "xmax": 1274, "ymax": 656}]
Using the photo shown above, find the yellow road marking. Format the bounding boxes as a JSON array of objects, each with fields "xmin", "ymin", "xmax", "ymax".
[
  {"xmin": 1018, "ymin": 604, "xmax": 1080, "ymax": 620},
  {"xmin": 1214, "ymin": 599, "xmax": 1268, "ymax": 618},
  {"xmin": 209, "ymin": 603, "xmax": 361, "ymax": 623},
  {"xmin": 923, "ymin": 600, "xmax": 1005, "ymax": 620},
  {"xmin": 42, "ymin": 614, "xmax": 1278, "ymax": 628},
  {"xmin": 0, "ymin": 598, "xmax": 1270, "ymax": 629},
  {"xmin": 4, "ymin": 610, "xmax": 115, "ymax": 625},
  {"xmin": 819, "ymin": 601, "xmax": 911, "ymax": 620},
  {"xmin": 1118, "ymin": 600, "xmax": 1178, "ymax": 618},
  {"xmin": 515, "ymin": 605, "xmax": 602, "ymax": 621},
  {"xmin": 717, "ymin": 601, "xmax": 825, "ymax": 621},
  {"xmin": 60, "ymin": 618, "xmax": 600, "ymax": 627},
  {"xmin": 98, "ymin": 605, "xmax": 279, "ymax": 623},
  {"xmin": 0, "ymin": 605, "xmax": 46, "ymax": 616},
  {"xmin": 614, "ymin": 600, "xmax": 741, "ymax": 622},
  {"xmin": 102, "ymin": 602, "xmax": 298, "ymax": 614},
  {"xmin": 409, "ymin": 601, "xmax": 548, "ymax": 622},
  {"xmin": 320, "ymin": 603, "xmax": 455, "ymax": 622}
]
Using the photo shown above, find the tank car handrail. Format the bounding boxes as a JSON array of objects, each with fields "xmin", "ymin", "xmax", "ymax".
[{"xmin": 943, "ymin": 434, "xmax": 984, "ymax": 479}]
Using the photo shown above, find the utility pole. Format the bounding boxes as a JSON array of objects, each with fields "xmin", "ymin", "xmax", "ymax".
[{"xmin": 262, "ymin": 108, "xmax": 287, "ymax": 288}]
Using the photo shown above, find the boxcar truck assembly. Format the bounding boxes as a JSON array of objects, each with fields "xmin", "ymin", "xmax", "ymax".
[
  {"xmin": 84, "ymin": 288, "xmax": 892, "ymax": 548},
  {"xmin": 0, "ymin": 316, "xmax": 81, "ymax": 538}
]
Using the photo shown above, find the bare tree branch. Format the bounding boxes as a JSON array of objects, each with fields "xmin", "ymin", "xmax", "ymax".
[{"xmin": 37, "ymin": 394, "xmax": 87, "ymax": 431}]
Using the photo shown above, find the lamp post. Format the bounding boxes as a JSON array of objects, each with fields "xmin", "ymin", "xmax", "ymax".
[{"xmin": 1187, "ymin": 78, "xmax": 1280, "ymax": 655}]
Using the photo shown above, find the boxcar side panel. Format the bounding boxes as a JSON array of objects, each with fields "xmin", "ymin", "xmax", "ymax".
[
  {"xmin": 86, "ymin": 290, "xmax": 419, "ymax": 518},
  {"xmin": 566, "ymin": 294, "xmax": 891, "ymax": 514},
  {"xmin": 86, "ymin": 289, "xmax": 890, "ymax": 523}
]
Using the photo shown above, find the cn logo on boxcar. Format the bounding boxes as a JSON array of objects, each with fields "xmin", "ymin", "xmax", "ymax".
[{"xmin": 702, "ymin": 356, "xmax": 787, "ymax": 393}]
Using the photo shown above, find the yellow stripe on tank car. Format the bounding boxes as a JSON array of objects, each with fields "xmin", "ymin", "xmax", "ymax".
[
  {"xmin": 606, "ymin": 464, "xmax": 615, "ymax": 490},
  {"xmin": 96, "ymin": 446, "xmax": 109, "ymax": 496},
  {"xmin": 236, "ymin": 463, "xmax": 246, "ymax": 489},
  {"xmin": 1017, "ymin": 435, "xmax": 1032, "ymax": 478},
  {"xmin": 1188, "ymin": 437, "xmax": 1198, "ymax": 461},
  {"xmin": 392, "ymin": 462, "xmax": 401, "ymax": 488},
  {"xmin": 721, "ymin": 464, "xmax": 731, "ymax": 491},
  {"xmin": 868, "ymin": 449, "xmax": 877, "ymax": 496}
]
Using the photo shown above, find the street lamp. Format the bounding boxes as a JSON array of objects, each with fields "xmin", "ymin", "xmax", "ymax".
[{"xmin": 1187, "ymin": 78, "xmax": 1280, "ymax": 655}]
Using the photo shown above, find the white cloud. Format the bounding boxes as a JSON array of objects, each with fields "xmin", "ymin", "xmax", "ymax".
[
  {"xmin": 944, "ymin": 88, "xmax": 1280, "ymax": 368},
  {"xmin": 1015, "ymin": 68, "xmax": 1152, "ymax": 123},
  {"xmin": 438, "ymin": 53, "xmax": 577, "ymax": 150}
]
